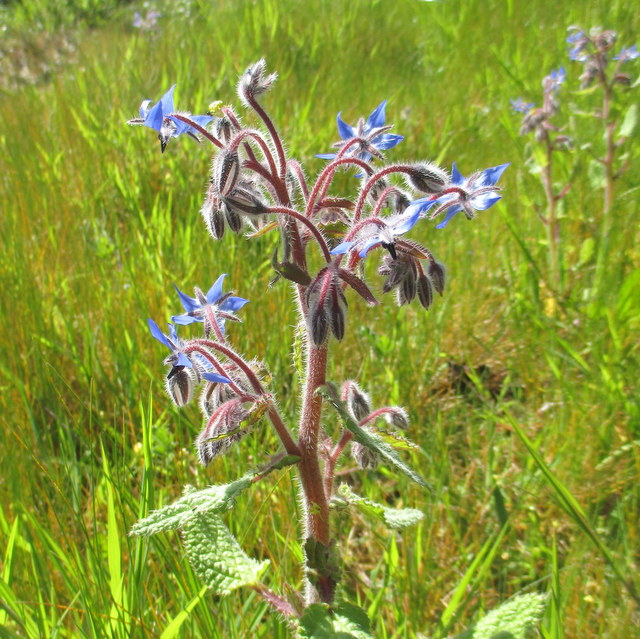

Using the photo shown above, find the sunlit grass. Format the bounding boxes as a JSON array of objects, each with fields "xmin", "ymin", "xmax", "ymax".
[{"xmin": 1, "ymin": 0, "xmax": 639, "ymax": 637}]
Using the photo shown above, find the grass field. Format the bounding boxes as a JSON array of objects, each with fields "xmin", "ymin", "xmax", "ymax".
[{"xmin": 1, "ymin": 0, "xmax": 639, "ymax": 637}]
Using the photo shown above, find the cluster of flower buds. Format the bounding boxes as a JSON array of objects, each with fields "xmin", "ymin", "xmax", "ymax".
[
  {"xmin": 342, "ymin": 381, "xmax": 410, "ymax": 470},
  {"xmin": 148, "ymin": 275, "xmax": 270, "ymax": 464}
]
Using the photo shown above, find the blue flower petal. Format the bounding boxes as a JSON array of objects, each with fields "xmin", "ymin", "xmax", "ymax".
[
  {"xmin": 203, "ymin": 372, "xmax": 232, "ymax": 383},
  {"xmin": 451, "ymin": 162, "xmax": 464, "ymax": 185},
  {"xmin": 480, "ymin": 163, "xmax": 510, "ymax": 186},
  {"xmin": 472, "ymin": 193, "xmax": 502, "ymax": 211},
  {"xmin": 176, "ymin": 352, "xmax": 192, "ymax": 368},
  {"xmin": 171, "ymin": 313, "xmax": 200, "ymax": 325},
  {"xmin": 144, "ymin": 100, "xmax": 164, "ymax": 132},
  {"xmin": 403, "ymin": 197, "xmax": 438, "ymax": 218},
  {"xmin": 221, "ymin": 296, "xmax": 250, "ymax": 312},
  {"xmin": 392, "ymin": 209, "xmax": 421, "ymax": 235},
  {"xmin": 358, "ymin": 236, "xmax": 381, "ymax": 258},
  {"xmin": 330, "ymin": 241, "xmax": 355, "ymax": 255},
  {"xmin": 316, "ymin": 153, "xmax": 338, "ymax": 160},
  {"xmin": 372, "ymin": 133, "xmax": 404, "ymax": 150},
  {"xmin": 367, "ymin": 101, "xmax": 387, "ymax": 130},
  {"xmin": 159, "ymin": 84, "xmax": 176, "ymax": 115},
  {"xmin": 206, "ymin": 274, "xmax": 227, "ymax": 304},
  {"xmin": 337, "ymin": 113, "xmax": 355, "ymax": 140},
  {"xmin": 148, "ymin": 318, "xmax": 171, "ymax": 348},
  {"xmin": 174, "ymin": 284, "xmax": 199, "ymax": 313},
  {"xmin": 435, "ymin": 204, "xmax": 464, "ymax": 229}
]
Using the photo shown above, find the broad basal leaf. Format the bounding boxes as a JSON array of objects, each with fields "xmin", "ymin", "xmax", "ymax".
[{"xmin": 182, "ymin": 511, "xmax": 269, "ymax": 595}]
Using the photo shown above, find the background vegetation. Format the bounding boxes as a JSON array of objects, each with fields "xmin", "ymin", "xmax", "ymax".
[{"xmin": 1, "ymin": 0, "xmax": 638, "ymax": 636}]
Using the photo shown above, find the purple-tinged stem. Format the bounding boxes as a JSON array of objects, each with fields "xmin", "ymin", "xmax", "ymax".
[
  {"xmin": 266, "ymin": 206, "xmax": 331, "ymax": 262},
  {"xmin": 168, "ymin": 113, "xmax": 223, "ymax": 149}
]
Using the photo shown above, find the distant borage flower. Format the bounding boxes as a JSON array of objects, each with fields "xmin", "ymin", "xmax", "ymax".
[
  {"xmin": 614, "ymin": 45, "xmax": 639, "ymax": 62},
  {"xmin": 404, "ymin": 162, "xmax": 510, "ymax": 229},
  {"xmin": 544, "ymin": 67, "xmax": 566, "ymax": 94},
  {"xmin": 127, "ymin": 84, "xmax": 213, "ymax": 152},
  {"xmin": 510, "ymin": 98, "xmax": 536, "ymax": 114},
  {"xmin": 172, "ymin": 274, "xmax": 249, "ymax": 337},
  {"xmin": 317, "ymin": 100, "xmax": 404, "ymax": 162}
]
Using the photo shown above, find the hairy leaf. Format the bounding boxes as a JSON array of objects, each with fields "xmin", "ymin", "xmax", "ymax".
[
  {"xmin": 298, "ymin": 602, "xmax": 373, "ymax": 639},
  {"xmin": 338, "ymin": 484, "xmax": 424, "ymax": 530},
  {"xmin": 319, "ymin": 383, "xmax": 427, "ymax": 486},
  {"xmin": 130, "ymin": 476, "xmax": 253, "ymax": 536},
  {"xmin": 182, "ymin": 511, "xmax": 269, "ymax": 595}
]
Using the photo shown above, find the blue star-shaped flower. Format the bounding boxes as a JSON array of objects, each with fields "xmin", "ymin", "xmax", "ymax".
[
  {"xmin": 403, "ymin": 162, "xmax": 510, "ymax": 229},
  {"xmin": 330, "ymin": 208, "xmax": 421, "ymax": 259},
  {"xmin": 172, "ymin": 274, "xmax": 249, "ymax": 336},
  {"xmin": 613, "ymin": 45, "xmax": 639, "ymax": 62},
  {"xmin": 148, "ymin": 319, "xmax": 230, "ymax": 383},
  {"xmin": 510, "ymin": 98, "xmax": 535, "ymax": 114},
  {"xmin": 317, "ymin": 100, "xmax": 404, "ymax": 162},
  {"xmin": 129, "ymin": 85, "xmax": 213, "ymax": 151}
]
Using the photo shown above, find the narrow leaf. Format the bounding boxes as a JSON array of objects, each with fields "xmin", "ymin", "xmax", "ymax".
[
  {"xmin": 319, "ymin": 383, "xmax": 427, "ymax": 487},
  {"xmin": 338, "ymin": 484, "xmax": 424, "ymax": 530},
  {"xmin": 338, "ymin": 268, "xmax": 379, "ymax": 306}
]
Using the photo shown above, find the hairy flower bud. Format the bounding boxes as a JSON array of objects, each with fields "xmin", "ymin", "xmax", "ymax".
[
  {"xmin": 407, "ymin": 162, "xmax": 448, "ymax": 194},
  {"xmin": 428, "ymin": 260, "xmax": 446, "ymax": 295},
  {"xmin": 306, "ymin": 268, "xmax": 348, "ymax": 346},
  {"xmin": 384, "ymin": 407, "xmax": 409, "ymax": 430},
  {"xmin": 417, "ymin": 274, "xmax": 434, "ymax": 310},
  {"xmin": 345, "ymin": 382, "xmax": 371, "ymax": 422},
  {"xmin": 196, "ymin": 398, "xmax": 251, "ymax": 466},
  {"xmin": 214, "ymin": 149, "xmax": 240, "ymax": 196},
  {"xmin": 165, "ymin": 366, "xmax": 195, "ymax": 407},
  {"xmin": 351, "ymin": 442, "xmax": 378, "ymax": 470},
  {"xmin": 201, "ymin": 190, "xmax": 226, "ymax": 239},
  {"xmin": 238, "ymin": 59, "xmax": 278, "ymax": 105},
  {"xmin": 223, "ymin": 187, "xmax": 267, "ymax": 217}
]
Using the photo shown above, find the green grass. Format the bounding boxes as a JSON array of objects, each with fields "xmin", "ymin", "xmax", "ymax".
[{"xmin": 1, "ymin": 0, "xmax": 639, "ymax": 637}]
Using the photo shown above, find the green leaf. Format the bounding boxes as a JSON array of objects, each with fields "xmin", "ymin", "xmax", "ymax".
[
  {"xmin": 338, "ymin": 484, "xmax": 424, "ymax": 530},
  {"xmin": 319, "ymin": 383, "xmax": 427, "ymax": 487},
  {"xmin": 298, "ymin": 602, "xmax": 374, "ymax": 638},
  {"xmin": 454, "ymin": 593, "xmax": 547, "ymax": 639},
  {"xmin": 619, "ymin": 103, "xmax": 638, "ymax": 139},
  {"xmin": 130, "ymin": 476, "xmax": 253, "ymax": 536},
  {"xmin": 182, "ymin": 511, "xmax": 269, "ymax": 595}
]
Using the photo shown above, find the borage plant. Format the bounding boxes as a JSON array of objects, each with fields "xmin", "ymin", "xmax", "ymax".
[{"xmin": 128, "ymin": 61, "xmax": 508, "ymax": 635}]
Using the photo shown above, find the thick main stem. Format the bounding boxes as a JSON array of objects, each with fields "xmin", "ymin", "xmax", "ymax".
[
  {"xmin": 297, "ymin": 343, "xmax": 336, "ymax": 604},
  {"xmin": 542, "ymin": 140, "xmax": 559, "ymax": 294}
]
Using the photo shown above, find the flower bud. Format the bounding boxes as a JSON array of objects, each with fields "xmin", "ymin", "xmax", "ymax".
[
  {"xmin": 417, "ymin": 274, "xmax": 433, "ymax": 310},
  {"xmin": 238, "ymin": 59, "xmax": 278, "ymax": 104},
  {"xmin": 351, "ymin": 442, "xmax": 378, "ymax": 470},
  {"xmin": 428, "ymin": 260, "xmax": 446, "ymax": 295},
  {"xmin": 214, "ymin": 149, "xmax": 240, "ymax": 196},
  {"xmin": 223, "ymin": 187, "xmax": 267, "ymax": 217},
  {"xmin": 407, "ymin": 162, "xmax": 448, "ymax": 194},
  {"xmin": 165, "ymin": 366, "xmax": 195, "ymax": 407},
  {"xmin": 345, "ymin": 382, "xmax": 371, "ymax": 422},
  {"xmin": 196, "ymin": 398, "xmax": 251, "ymax": 466},
  {"xmin": 384, "ymin": 407, "xmax": 409, "ymax": 430},
  {"xmin": 201, "ymin": 192, "xmax": 225, "ymax": 239}
]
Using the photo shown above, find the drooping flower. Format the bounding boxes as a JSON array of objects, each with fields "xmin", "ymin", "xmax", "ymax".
[
  {"xmin": 317, "ymin": 100, "xmax": 404, "ymax": 162},
  {"xmin": 403, "ymin": 162, "xmax": 510, "ymax": 229},
  {"xmin": 330, "ymin": 208, "xmax": 422, "ymax": 259},
  {"xmin": 171, "ymin": 274, "xmax": 249, "ymax": 337},
  {"xmin": 147, "ymin": 319, "xmax": 230, "ymax": 384},
  {"xmin": 544, "ymin": 67, "xmax": 566, "ymax": 94},
  {"xmin": 128, "ymin": 85, "xmax": 213, "ymax": 151}
]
